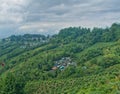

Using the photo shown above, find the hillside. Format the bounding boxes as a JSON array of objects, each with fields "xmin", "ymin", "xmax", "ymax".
[{"xmin": 0, "ymin": 23, "xmax": 120, "ymax": 94}]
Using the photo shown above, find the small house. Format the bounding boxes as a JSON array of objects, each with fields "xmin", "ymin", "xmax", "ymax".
[
  {"xmin": 60, "ymin": 66, "xmax": 65, "ymax": 71},
  {"xmin": 52, "ymin": 66, "xmax": 58, "ymax": 70}
]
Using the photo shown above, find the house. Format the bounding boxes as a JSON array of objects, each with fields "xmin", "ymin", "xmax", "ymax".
[
  {"xmin": 60, "ymin": 66, "xmax": 65, "ymax": 71},
  {"xmin": 52, "ymin": 66, "xmax": 58, "ymax": 70}
]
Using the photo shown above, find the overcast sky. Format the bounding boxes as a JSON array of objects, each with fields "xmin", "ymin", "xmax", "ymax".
[{"xmin": 0, "ymin": 0, "xmax": 120, "ymax": 38}]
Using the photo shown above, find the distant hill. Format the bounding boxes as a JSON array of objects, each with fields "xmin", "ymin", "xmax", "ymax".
[
  {"xmin": 2, "ymin": 34, "xmax": 47, "ymax": 41},
  {"xmin": 0, "ymin": 23, "xmax": 120, "ymax": 94}
]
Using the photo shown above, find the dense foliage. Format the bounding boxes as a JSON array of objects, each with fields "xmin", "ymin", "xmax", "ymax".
[{"xmin": 0, "ymin": 23, "xmax": 120, "ymax": 94}]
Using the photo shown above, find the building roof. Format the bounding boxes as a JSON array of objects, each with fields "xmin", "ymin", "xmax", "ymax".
[{"xmin": 52, "ymin": 66, "xmax": 58, "ymax": 70}]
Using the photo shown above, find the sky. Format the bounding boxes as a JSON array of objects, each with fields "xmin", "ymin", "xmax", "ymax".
[{"xmin": 0, "ymin": 0, "xmax": 120, "ymax": 38}]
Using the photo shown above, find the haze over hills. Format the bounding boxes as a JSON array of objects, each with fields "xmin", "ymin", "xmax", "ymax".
[{"xmin": 0, "ymin": 23, "xmax": 120, "ymax": 94}]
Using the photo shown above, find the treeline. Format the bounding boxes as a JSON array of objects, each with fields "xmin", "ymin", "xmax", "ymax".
[{"xmin": 51, "ymin": 23, "xmax": 120, "ymax": 45}]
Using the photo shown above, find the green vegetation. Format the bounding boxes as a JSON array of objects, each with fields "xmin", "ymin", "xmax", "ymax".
[{"xmin": 0, "ymin": 23, "xmax": 120, "ymax": 94}]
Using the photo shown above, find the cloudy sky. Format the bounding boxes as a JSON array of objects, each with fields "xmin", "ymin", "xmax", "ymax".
[{"xmin": 0, "ymin": 0, "xmax": 120, "ymax": 38}]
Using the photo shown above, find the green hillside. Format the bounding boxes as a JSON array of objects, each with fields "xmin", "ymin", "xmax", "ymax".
[{"xmin": 0, "ymin": 23, "xmax": 120, "ymax": 94}]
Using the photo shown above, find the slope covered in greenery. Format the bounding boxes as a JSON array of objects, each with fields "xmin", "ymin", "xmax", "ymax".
[{"xmin": 0, "ymin": 23, "xmax": 120, "ymax": 94}]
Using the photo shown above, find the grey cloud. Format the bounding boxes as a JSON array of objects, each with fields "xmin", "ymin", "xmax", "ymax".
[{"xmin": 0, "ymin": 0, "xmax": 120, "ymax": 38}]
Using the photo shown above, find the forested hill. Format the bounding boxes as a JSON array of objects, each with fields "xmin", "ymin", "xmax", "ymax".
[{"xmin": 0, "ymin": 23, "xmax": 120, "ymax": 94}]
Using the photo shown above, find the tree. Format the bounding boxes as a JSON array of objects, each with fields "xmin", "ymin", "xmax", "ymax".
[{"xmin": 1, "ymin": 73, "xmax": 25, "ymax": 94}]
